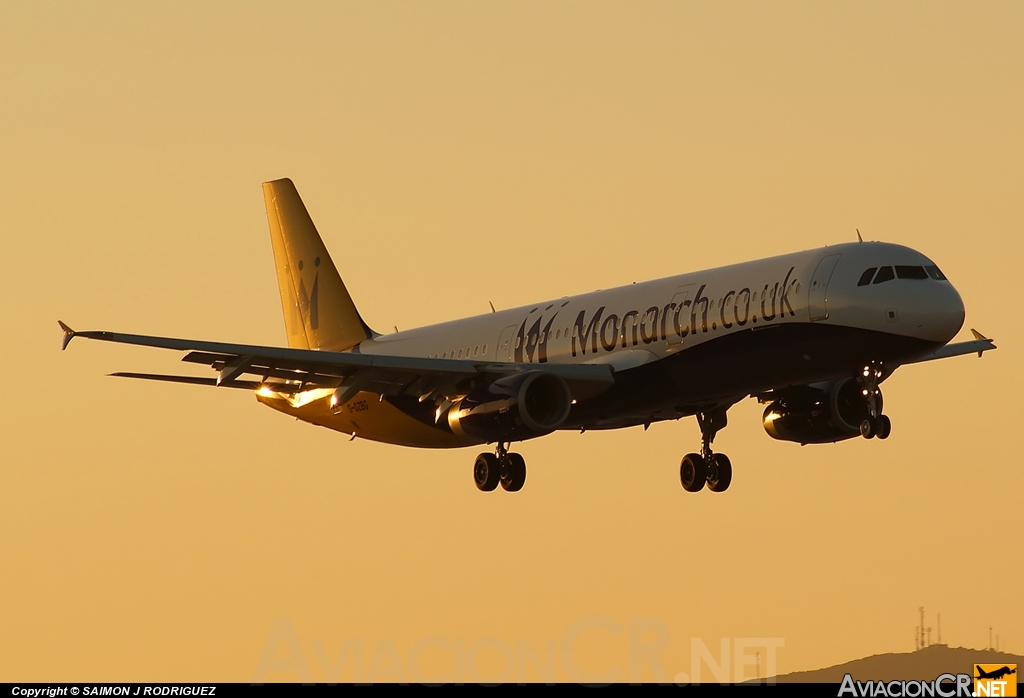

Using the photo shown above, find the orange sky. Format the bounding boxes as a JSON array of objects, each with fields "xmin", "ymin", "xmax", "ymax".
[{"xmin": 1, "ymin": 1, "xmax": 1021, "ymax": 682}]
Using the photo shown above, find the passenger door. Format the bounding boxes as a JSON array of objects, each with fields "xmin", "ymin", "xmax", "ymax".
[
  {"xmin": 496, "ymin": 324, "xmax": 518, "ymax": 362},
  {"xmin": 808, "ymin": 254, "xmax": 842, "ymax": 321}
]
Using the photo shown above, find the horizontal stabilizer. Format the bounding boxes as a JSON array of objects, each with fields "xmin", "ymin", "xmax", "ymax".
[{"xmin": 110, "ymin": 372, "xmax": 260, "ymax": 390}]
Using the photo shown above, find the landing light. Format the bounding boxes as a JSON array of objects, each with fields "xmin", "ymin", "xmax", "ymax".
[{"xmin": 257, "ymin": 386, "xmax": 277, "ymax": 398}]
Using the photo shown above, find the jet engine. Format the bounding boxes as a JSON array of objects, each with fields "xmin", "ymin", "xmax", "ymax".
[
  {"xmin": 762, "ymin": 377, "xmax": 879, "ymax": 444},
  {"xmin": 448, "ymin": 371, "xmax": 572, "ymax": 442}
]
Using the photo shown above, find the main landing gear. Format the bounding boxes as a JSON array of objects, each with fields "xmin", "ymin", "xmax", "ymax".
[
  {"xmin": 857, "ymin": 363, "xmax": 892, "ymax": 440},
  {"xmin": 473, "ymin": 443, "xmax": 527, "ymax": 492},
  {"xmin": 680, "ymin": 407, "xmax": 733, "ymax": 493}
]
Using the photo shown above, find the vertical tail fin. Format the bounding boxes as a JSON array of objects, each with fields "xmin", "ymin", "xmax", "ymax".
[{"xmin": 263, "ymin": 178, "xmax": 374, "ymax": 351}]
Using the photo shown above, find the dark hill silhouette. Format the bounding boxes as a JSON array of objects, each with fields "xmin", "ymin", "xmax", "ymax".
[{"xmin": 769, "ymin": 644, "xmax": 1022, "ymax": 683}]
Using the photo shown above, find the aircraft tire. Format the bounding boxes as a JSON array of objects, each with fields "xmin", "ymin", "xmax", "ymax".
[
  {"xmin": 680, "ymin": 453, "xmax": 707, "ymax": 492},
  {"xmin": 474, "ymin": 453, "xmax": 501, "ymax": 491},
  {"xmin": 876, "ymin": 415, "xmax": 891, "ymax": 440},
  {"xmin": 860, "ymin": 417, "xmax": 877, "ymax": 439},
  {"xmin": 707, "ymin": 453, "xmax": 732, "ymax": 492},
  {"xmin": 500, "ymin": 453, "xmax": 527, "ymax": 492}
]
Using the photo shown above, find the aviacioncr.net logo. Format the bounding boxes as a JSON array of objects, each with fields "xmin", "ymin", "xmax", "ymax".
[{"xmin": 974, "ymin": 664, "xmax": 1017, "ymax": 697}]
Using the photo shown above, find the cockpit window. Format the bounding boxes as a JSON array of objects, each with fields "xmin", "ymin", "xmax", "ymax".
[
  {"xmin": 896, "ymin": 265, "xmax": 928, "ymax": 280},
  {"xmin": 858, "ymin": 268, "xmax": 877, "ymax": 286},
  {"xmin": 873, "ymin": 266, "xmax": 895, "ymax": 284},
  {"xmin": 925, "ymin": 265, "xmax": 947, "ymax": 281}
]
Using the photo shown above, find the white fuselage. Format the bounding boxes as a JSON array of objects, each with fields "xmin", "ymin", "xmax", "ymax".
[{"xmin": 359, "ymin": 241, "xmax": 964, "ymax": 371}]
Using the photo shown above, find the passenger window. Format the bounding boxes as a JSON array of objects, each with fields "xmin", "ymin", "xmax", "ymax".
[
  {"xmin": 483, "ymin": 344, "xmax": 487, "ymax": 354},
  {"xmin": 896, "ymin": 265, "xmax": 928, "ymax": 280},
  {"xmin": 858, "ymin": 268, "xmax": 877, "ymax": 286},
  {"xmin": 925, "ymin": 265, "xmax": 947, "ymax": 281},
  {"xmin": 873, "ymin": 266, "xmax": 895, "ymax": 284}
]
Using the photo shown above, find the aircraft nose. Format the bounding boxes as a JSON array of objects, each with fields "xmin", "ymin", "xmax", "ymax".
[{"xmin": 924, "ymin": 281, "xmax": 965, "ymax": 343}]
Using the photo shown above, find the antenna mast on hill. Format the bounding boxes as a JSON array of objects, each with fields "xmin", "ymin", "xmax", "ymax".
[
  {"xmin": 937, "ymin": 613, "xmax": 941, "ymax": 645},
  {"xmin": 920, "ymin": 607, "xmax": 926, "ymax": 649}
]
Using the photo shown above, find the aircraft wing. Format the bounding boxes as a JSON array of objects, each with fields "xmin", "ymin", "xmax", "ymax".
[
  {"xmin": 58, "ymin": 322, "xmax": 615, "ymax": 402},
  {"xmin": 904, "ymin": 329, "xmax": 996, "ymax": 364}
]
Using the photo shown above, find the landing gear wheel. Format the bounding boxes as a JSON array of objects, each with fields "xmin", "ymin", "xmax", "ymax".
[
  {"xmin": 500, "ymin": 453, "xmax": 527, "ymax": 492},
  {"xmin": 707, "ymin": 453, "xmax": 732, "ymax": 492},
  {"xmin": 860, "ymin": 416, "xmax": 877, "ymax": 439},
  {"xmin": 473, "ymin": 453, "xmax": 500, "ymax": 491},
  {"xmin": 876, "ymin": 414, "xmax": 891, "ymax": 440},
  {"xmin": 680, "ymin": 453, "xmax": 707, "ymax": 492}
]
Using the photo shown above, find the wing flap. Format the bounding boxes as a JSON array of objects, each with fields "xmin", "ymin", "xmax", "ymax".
[{"xmin": 66, "ymin": 327, "xmax": 479, "ymax": 375}]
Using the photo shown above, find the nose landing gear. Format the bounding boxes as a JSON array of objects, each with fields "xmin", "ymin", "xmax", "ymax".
[
  {"xmin": 473, "ymin": 443, "xmax": 527, "ymax": 492},
  {"xmin": 857, "ymin": 363, "xmax": 892, "ymax": 440},
  {"xmin": 680, "ymin": 407, "xmax": 733, "ymax": 493}
]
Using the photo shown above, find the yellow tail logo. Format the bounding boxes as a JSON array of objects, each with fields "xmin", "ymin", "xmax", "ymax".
[
  {"xmin": 296, "ymin": 259, "xmax": 319, "ymax": 330},
  {"xmin": 263, "ymin": 178, "xmax": 374, "ymax": 350}
]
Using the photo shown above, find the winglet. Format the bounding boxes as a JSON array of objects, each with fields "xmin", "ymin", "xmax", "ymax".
[
  {"xmin": 58, "ymin": 320, "xmax": 76, "ymax": 350},
  {"xmin": 970, "ymin": 328, "xmax": 993, "ymax": 357}
]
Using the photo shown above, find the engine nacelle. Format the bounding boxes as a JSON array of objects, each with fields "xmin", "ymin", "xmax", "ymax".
[
  {"xmin": 448, "ymin": 371, "xmax": 572, "ymax": 442},
  {"xmin": 762, "ymin": 377, "xmax": 880, "ymax": 444}
]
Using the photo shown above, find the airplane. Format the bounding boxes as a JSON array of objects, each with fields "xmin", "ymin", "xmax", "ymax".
[
  {"xmin": 59, "ymin": 178, "xmax": 996, "ymax": 493},
  {"xmin": 975, "ymin": 666, "xmax": 1016, "ymax": 681}
]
